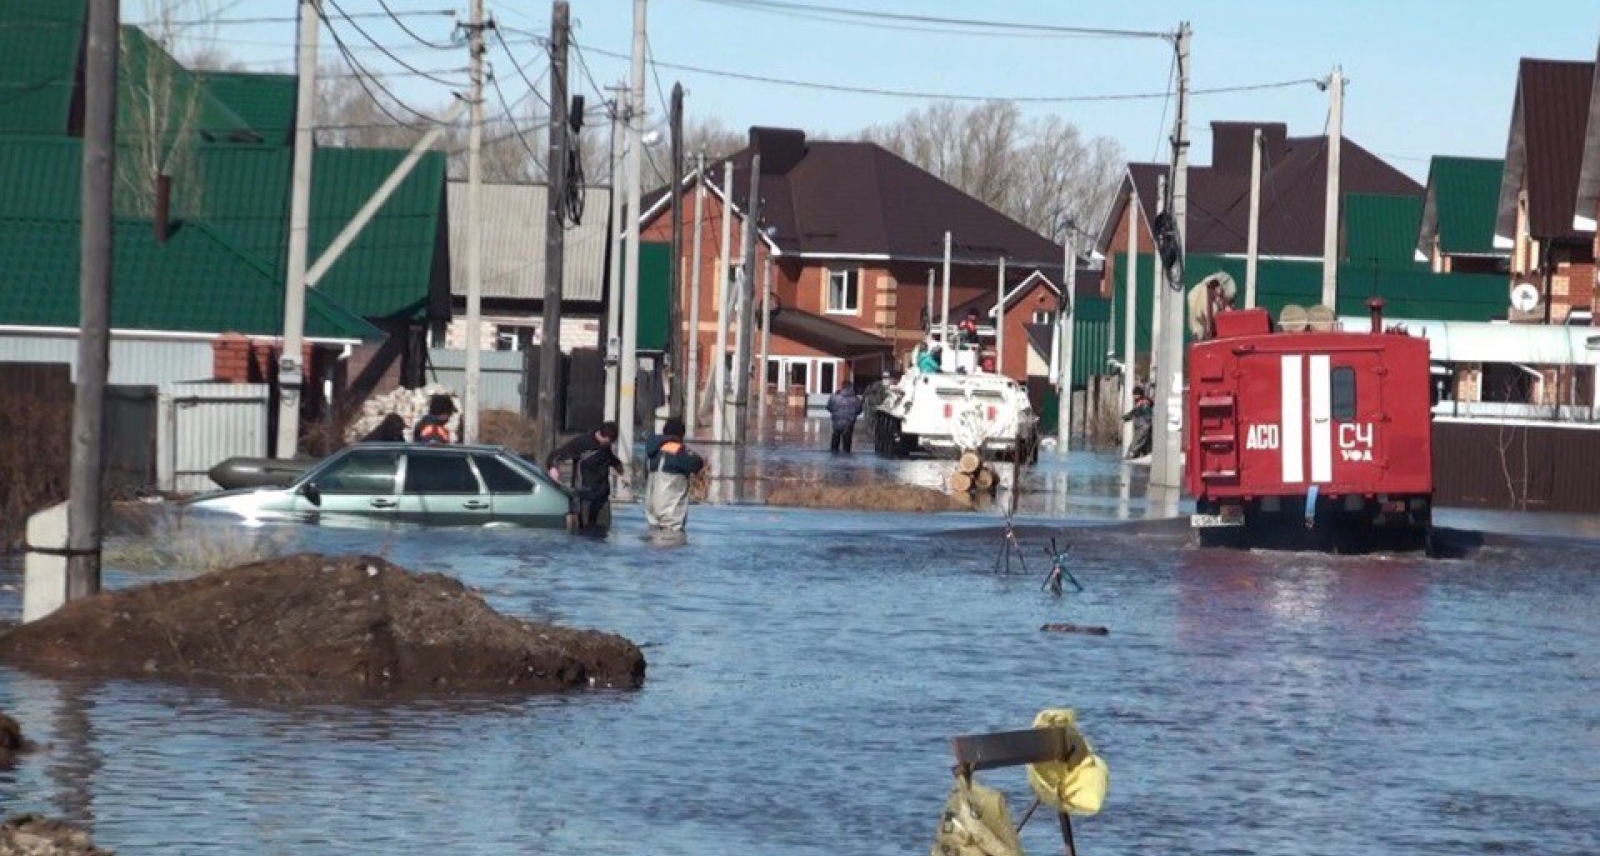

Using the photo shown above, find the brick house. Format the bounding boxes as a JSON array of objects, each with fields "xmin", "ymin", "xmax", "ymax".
[
  {"xmin": 637, "ymin": 127, "xmax": 1068, "ymax": 401},
  {"xmin": 1415, "ymin": 157, "xmax": 1510, "ymax": 275},
  {"xmin": 1493, "ymin": 58, "xmax": 1597, "ymax": 324}
]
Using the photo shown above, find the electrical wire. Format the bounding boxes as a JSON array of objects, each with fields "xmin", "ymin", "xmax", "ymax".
[
  {"xmin": 689, "ymin": 0, "xmax": 1172, "ymax": 40},
  {"xmin": 490, "ymin": 23, "xmax": 552, "ymax": 112},
  {"xmin": 486, "ymin": 62, "xmax": 547, "ymax": 177},
  {"xmin": 126, "ymin": 8, "xmax": 454, "ymax": 29},
  {"xmin": 324, "ymin": 0, "xmax": 464, "ymax": 87},
  {"xmin": 316, "ymin": 2, "xmax": 454, "ymax": 127},
  {"xmin": 375, "ymin": 0, "xmax": 459, "ymax": 50}
]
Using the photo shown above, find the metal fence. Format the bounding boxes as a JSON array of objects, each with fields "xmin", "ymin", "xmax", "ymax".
[
  {"xmin": 157, "ymin": 383, "xmax": 270, "ymax": 493},
  {"xmin": 1433, "ymin": 419, "xmax": 1600, "ymax": 513},
  {"xmin": 425, "ymin": 348, "xmax": 524, "ymax": 412}
]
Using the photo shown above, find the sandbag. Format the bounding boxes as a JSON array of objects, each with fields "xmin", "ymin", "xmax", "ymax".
[
  {"xmin": 930, "ymin": 778, "xmax": 1024, "ymax": 856},
  {"xmin": 1025, "ymin": 708, "xmax": 1109, "ymax": 816}
]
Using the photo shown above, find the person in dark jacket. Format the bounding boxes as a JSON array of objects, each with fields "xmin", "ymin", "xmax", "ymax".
[
  {"xmin": 644, "ymin": 416, "xmax": 705, "ymax": 532},
  {"xmin": 825, "ymin": 384, "xmax": 864, "ymax": 454},
  {"xmin": 1122, "ymin": 386, "xmax": 1153, "ymax": 459},
  {"xmin": 362, "ymin": 413, "xmax": 407, "ymax": 443},
  {"xmin": 412, "ymin": 394, "xmax": 458, "ymax": 444},
  {"xmin": 546, "ymin": 420, "xmax": 623, "ymax": 531}
]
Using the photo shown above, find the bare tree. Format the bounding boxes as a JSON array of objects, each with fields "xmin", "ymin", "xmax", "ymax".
[
  {"xmin": 117, "ymin": 0, "xmax": 215, "ymax": 218},
  {"xmin": 862, "ymin": 100, "xmax": 1124, "ymax": 238}
]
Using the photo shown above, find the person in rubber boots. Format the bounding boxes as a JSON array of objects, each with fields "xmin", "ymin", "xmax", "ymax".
[
  {"xmin": 644, "ymin": 416, "xmax": 705, "ymax": 533},
  {"xmin": 546, "ymin": 420, "xmax": 624, "ymax": 532},
  {"xmin": 825, "ymin": 383, "xmax": 864, "ymax": 453}
]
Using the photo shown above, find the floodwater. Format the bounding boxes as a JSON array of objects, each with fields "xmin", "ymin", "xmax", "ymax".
[{"xmin": 2, "ymin": 435, "xmax": 1599, "ymax": 856}]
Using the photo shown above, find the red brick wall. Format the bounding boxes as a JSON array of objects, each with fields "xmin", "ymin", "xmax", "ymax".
[
  {"xmin": 211, "ymin": 334, "xmax": 311, "ymax": 384},
  {"xmin": 999, "ymin": 280, "xmax": 1060, "ymax": 380},
  {"xmin": 1100, "ymin": 194, "xmax": 1156, "ymax": 299}
]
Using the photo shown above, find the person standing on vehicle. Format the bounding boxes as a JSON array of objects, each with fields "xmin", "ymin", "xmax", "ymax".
[
  {"xmin": 644, "ymin": 416, "xmax": 705, "ymax": 533},
  {"xmin": 413, "ymin": 394, "xmax": 457, "ymax": 444},
  {"xmin": 825, "ymin": 383, "xmax": 864, "ymax": 454},
  {"xmin": 546, "ymin": 420, "xmax": 623, "ymax": 531}
]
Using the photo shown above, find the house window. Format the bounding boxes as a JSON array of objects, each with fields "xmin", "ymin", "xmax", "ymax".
[
  {"xmin": 825, "ymin": 268, "xmax": 859, "ymax": 314},
  {"xmin": 1032, "ymin": 310, "xmax": 1054, "ymax": 325},
  {"xmin": 818, "ymin": 361, "xmax": 836, "ymax": 393}
]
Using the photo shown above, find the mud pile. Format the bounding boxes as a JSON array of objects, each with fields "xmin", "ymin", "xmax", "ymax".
[
  {"xmin": 0, "ymin": 816, "xmax": 111, "ymax": 856},
  {"xmin": 765, "ymin": 484, "xmax": 970, "ymax": 513},
  {"xmin": 0, "ymin": 554, "xmax": 644, "ymax": 697}
]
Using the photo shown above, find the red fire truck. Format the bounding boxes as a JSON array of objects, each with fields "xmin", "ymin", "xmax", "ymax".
[{"xmin": 1186, "ymin": 298, "xmax": 1434, "ymax": 551}]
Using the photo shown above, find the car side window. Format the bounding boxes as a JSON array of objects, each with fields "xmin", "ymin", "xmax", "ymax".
[
  {"xmin": 404, "ymin": 453, "xmax": 481, "ymax": 494},
  {"xmin": 316, "ymin": 450, "xmax": 400, "ymax": 494},
  {"xmin": 473, "ymin": 454, "xmax": 534, "ymax": 494}
]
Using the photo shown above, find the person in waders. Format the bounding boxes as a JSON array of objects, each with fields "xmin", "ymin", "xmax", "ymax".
[
  {"xmin": 546, "ymin": 420, "xmax": 623, "ymax": 533},
  {"xmin": 644, "ymin": 416, "xmax": 705, "ymax": 533}
]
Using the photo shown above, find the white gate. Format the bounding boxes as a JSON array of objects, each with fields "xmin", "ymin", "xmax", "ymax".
[{"xmin": 157, "ymin": 383, "xmax": 270, "ymax": 493}]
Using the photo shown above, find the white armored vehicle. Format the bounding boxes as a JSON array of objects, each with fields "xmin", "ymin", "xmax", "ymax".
[{"xmin": 871, "ymin": 342, "xmax": 1038, "ymax": 461}]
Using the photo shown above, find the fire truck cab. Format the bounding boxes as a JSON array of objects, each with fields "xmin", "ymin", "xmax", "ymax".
[{"xmin": 1186, "ymin": 300, "xmax": 1434, "ymax": 550}]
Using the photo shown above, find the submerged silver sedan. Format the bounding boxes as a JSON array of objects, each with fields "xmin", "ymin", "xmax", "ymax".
[{"xmin": 185, "ymin": 443, "xmax": 573, "ymax": 528}]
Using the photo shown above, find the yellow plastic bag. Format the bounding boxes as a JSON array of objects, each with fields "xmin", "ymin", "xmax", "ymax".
[
  {"xmin": 1025, "ymin": 708, "xmax": 1109, "ymax": 816},
  {"xmin": 930, "ymin": 777, "xmax": 1024, "ymax": 856}
]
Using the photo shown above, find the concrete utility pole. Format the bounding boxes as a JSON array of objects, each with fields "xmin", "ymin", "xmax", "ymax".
[
  {"xmin": 1150, "ymin": 21, "xmax": 1191, "ymax": 491},
  {"xmin": 1321, "ymin": 66, "xmax": 1344, "ymax": 309},
  {"xmin": 535, "ymin": 1, "xmax": 569, "ymax": 455},
  {"xmin": 940, "ymin": 231, "xmax": 952, "ymax": 346},
  {"xmin": 1122, "ymin": 189, "xmax": 1137, "ymax": 457},
  {"xmin": 462, "ymin": 0, "xmax": 488, "ymax": 444},
  {"xmin": 924, "ymin": 267, "xmax": 935, "ymax": 341},
  {"xmin": 618, "ymin": 0, "xmax": 647, "ymax": 484},
  {"xmin": 732, "ymin": 153, "xmax": 761, "ymax": 442},
  {"xmin": 276, "ymin": 0, "xmax": 320, "ymax": 459},
  {"xmin": 710, "ymin": 161, "xmax": 734, "ymax": 442},
  {"xmin": 758, "ymin": 256, "xmax": 772, "ymax": 425},
  {"xmin": 994, "ymin": 256, "xmax": 1007, "ymax": 374},
  {"xmin": 66, "ymin": 0, "xmax": 119, "ymax": 599},
  {"xmin": 686, "ymin": 151, "xmax": 705, "ymax": 436},
  {"xmin": 603, "ymin": 83, "xmax": 626, "ymax": 423},
  {"xmin": 1057, "ymin": 222, "xmax": 1077, "ymax": 450},
  {"xmin": 1151, "ymin": 174, "xmax": 1166, "ymax": 383},
  {"xmin": 667, "ymin": 81, "xmax": 685, "ymax": 417},
  {"xmin": 1246, "ymin": 126, "xmax": 1262, "ymax": 309}
]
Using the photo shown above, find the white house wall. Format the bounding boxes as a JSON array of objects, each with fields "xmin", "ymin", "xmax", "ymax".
[{"xmin": 0, "ymin": 333, "xmax": 215, "ymax": 387}]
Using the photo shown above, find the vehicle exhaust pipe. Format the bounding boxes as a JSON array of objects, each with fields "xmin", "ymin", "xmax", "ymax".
[{"xmin": 1367, "ymin": 295, "xmax": 1386, "ymax": 334}]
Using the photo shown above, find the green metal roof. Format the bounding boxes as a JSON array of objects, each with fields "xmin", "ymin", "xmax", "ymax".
[
  {"xmin": 193, "ymin": 144, "xmax": 449, "ymax": 319},
  {"xmin": 1427, "ymin": 156, "xmax": 1505, "ymax": 255},
  {"xmin": 1107, "ymin": 253, "xmax": 1509, "ymax": 357},
  {"xmin": 118, "ymin": 26, "xmax": 258, "ymax": 144},
  {"xmin": 196, "ymin": 71, "xmax": 296, "ymax": 145},
  {"xmin": 0, "ymin": 0, "xmax": 85, "ymax": 135},
  {"xmin": 1344, "ymin": 193, "xmax": 1423, "ymax": 266},
  {"xmin": 0, "ymin": 217, "xmax": 379, "ymax": 340}
]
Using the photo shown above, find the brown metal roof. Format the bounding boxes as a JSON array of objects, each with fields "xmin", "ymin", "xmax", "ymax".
[
  {"xmin": 1497, "ymin": 59, "xmax": 1595, "ymax": 242},
  {"xmin": 1096, "ymin": 124, "xmax": 1422, "ymax": 259},
  {"xmin": 1577, "ymin": 54, "xmax": 1600, "ymax": 227},
  {"xmin": 764, "ymin": 307, "xmax": 893, "ymax": 359},
  {"xmin": 641, "ymin": 128, "xmax": 1065, "ymax": 269}
]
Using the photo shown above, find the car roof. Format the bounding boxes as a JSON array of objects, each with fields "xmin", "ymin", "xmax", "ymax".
[{"xmin": 346, "ymin": 442, "xmax": 517, "ymax": 453}]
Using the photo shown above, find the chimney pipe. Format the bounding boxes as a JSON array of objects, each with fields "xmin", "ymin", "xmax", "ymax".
[
  {"xmin": 154, "ymin": 173, "xmax": 172, "ymax": 244},
  {"xmin": 1367, "ymin": 295, "xmax": 1386, "ymax": 334}
]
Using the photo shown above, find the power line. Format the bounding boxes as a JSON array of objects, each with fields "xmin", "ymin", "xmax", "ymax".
[
  {"xmin": 490, "ymin": 22, "xmax": 553, "ymax": 112},
  {"xmin": 317, "ymin": 1, "xmax": 454, "ymax": 127},
  {"xmin": 376, "ymin": 0, "xmax": 459, "ymax": 50},
  {"xmin": 576, "ymin": 42, "xmax": 1320, "ymax": 104},
  {"xmin": 125, "ymin": 8, "xmax": 455, "ymax": 29},
  {"xmin": 487, "ymin": 62, "xmax": 547, "ymax": 175},
  {"xmin": 689, "ymin": 0, "xmax": 1172, "ymax": 40},
  {"xmin": 324, "ymin": 0, "xmax": 464, "ymax": 87}
]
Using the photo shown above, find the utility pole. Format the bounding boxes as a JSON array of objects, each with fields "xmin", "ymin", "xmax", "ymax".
[
  {"xmin": 758, "ymin": 256, "xmax": 772, "ymax": 428},
  {"xmin": 732, "ymin": 153, "xmax": 761, "ymax": 442},
  {"xmin": 994, "ymin": 256, "xmax": 1007, "ymax": 375},
  {"xmin": 1151, "ymin": 173, "xmax": 1166, "ymax": 384},
  {"xmin": 940, "ymin": 231, "xmax": 952, "ymax": 347},
  {"xmin": 710, "ymin": 161, "xmax": 733, "ymax": 442},
  {"xmin": 1057, "ymin": 221, "xmax": 1077, "ymax": 450},
  {"xmin": 667, "ymin": 82, "xmax": 685, "ymax": 417},
  {"xmin": 1246, "ymin": 126, "xmax": 1262, "ymax": 308},
  {"xmin": 276, "ymin": 0, "xmax": 320, "ymax": 459},
  {"xmin": 66, "ymin": 0, "xmax": 118, "ymax": 599},
  {"xmin": 602, "ymin": 83, "xmax": 626, "ymax": 423},
  {"xmin": 1150, "ymin": 21, "xmax": 1191, "ymax": 491},
  {"xmin": 618, "ymin": 0, "xmax": 647, "ymax": 485},
  {"xmin": 1122, "ymin": 189, "xmax": 1137, "ymax": 457},
  {"xmin": 462, "ymin": 0, "xmax": 487, "ymax": 443},
  {"xmin": 686, "ymin": 151, "xmax": 705, "ymax": 436},
  {"xmin": 924, "ymin": 267, "xmax": 934, "ymax": 340},
  {"xmin": 1321, "ymin": 66, "xmax": 1344, "ymax": 309},
  {"xmin": 535, "ymin": 1, "xmax": 569, "ymax": 455}
]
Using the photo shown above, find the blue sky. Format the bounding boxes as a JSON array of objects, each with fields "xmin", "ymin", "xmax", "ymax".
[{"xmin": 148, "ymin": 0, "xmax": 1600, "ymax": 180}]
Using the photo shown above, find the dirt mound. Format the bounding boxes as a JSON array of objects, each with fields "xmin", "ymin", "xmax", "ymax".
[
  {"xmin": 0, "ymin": 554, "xmax": 644, "ymax": 698},
  {"xmin": 765, "ymin": 484, "xmax": 970, "ymax": 513},
  {"xmin": 0, "ymin": 816, "xmax": 111, "ymax": 856}
]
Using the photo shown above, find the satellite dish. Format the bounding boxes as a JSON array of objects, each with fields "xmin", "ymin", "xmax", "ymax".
[
  {"xmin": 1511, "ymin": 281, "xmax": 1541, "ymax": 313},
  {"xmin": 1279, "ymin": 304, "xmax": 1309, "ymax": 332},
  {"xmin": 1306, "ymin": 304, "xmax": 1336, "ymax": 332}
]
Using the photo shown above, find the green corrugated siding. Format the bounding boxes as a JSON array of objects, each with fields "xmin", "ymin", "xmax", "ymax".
[
  {"xmin": 1345, "ymin": 193, "xmax": 1423, "ymax": 266},
  {"xmin": 1431, "ymin": 156, "xmax": 1504, "ymax": 256},
  {"xmin": 196, "ymin": 71, "xmax": 296, "ymax": 144},
  {"xmin": 0, "ymin": 0, "xmax": 85, "ymax": 135},
  {"xmin": 1070, "ymin": 295, "xmax": 1110, "ymax": 387},
  {"xmin": 637, "ymin": 241, "xmax": 671, "ymax": 352}
]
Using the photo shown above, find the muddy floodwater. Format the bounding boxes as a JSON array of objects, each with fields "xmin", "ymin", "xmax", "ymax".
[{"xmin": 2, "ymin": 442, "xmax": 1599, "ymax": 855}]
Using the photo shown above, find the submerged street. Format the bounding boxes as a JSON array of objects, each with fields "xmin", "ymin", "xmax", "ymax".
[{"xmin": 2, "ymin": 442, "xmax": 1598, "ymax": 856}]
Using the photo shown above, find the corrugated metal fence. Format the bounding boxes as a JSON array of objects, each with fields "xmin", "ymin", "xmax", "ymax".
[
  {"xmin": 158, "ymin": 383, "xmax": 270, "ymax": 493},
  {"xmin": 425, "ymin": 349, "xmax": 524, "ymax": 412},
  {"xmin": 1433, "ymin": 419, "xmax": 1600, "ymax": 512}
]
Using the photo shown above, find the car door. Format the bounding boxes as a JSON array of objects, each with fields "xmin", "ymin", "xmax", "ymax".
[
  {"xmin": 302, "ymin": 448, "xmax": 401, "ymax": 526},
  {"xmin": 401, "ymin": 449, "xmax": 491, "ymax": 526},
  {"xmin": 471, "ymin": 452, "xmax": 570, "ymax": 528}
]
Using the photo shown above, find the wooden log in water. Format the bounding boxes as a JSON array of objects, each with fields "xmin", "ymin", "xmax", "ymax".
[
  {"xmin": 1040, "ymin": 623, "xmax": 1110, "ymax": 636},
  {"xmin": 957, "ymin": 450, "xmax": 982, "ymax": 474}
]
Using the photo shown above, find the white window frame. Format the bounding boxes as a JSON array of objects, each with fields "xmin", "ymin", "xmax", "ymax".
[
  {"xmin": 824, "ymin": 267, "xmax": 860, "ymax": 315},
  {"xmin": 1032, "ymin": 310, "xmax": 1054, "ymax": 325},
  {"xmin": 765, "ymin": 356, "xmax": 844, "ymax": 395}
]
